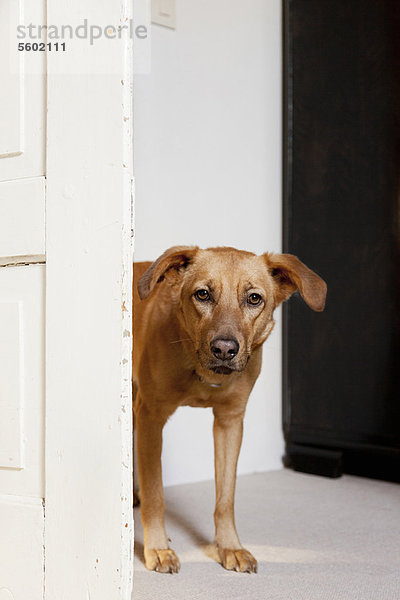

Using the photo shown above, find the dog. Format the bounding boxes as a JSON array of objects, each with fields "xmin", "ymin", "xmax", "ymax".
[{"xmin": 133, "ymin": 245, "xmax": 326, "ymax": 573}]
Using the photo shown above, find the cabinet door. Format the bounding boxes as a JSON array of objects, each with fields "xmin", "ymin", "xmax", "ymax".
[{"xmin": 283, "ymin": 0, "xmax": 400, "ymax": 481}]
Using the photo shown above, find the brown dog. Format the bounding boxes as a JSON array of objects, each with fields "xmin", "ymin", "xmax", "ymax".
[{"xmin": 133, "ymin": 246, "xmax": 326, "ymax": 574}]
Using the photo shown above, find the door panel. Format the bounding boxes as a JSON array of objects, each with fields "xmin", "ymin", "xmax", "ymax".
[
  {"xmin": 0, "ymin": 178, "xmax": 45, "ymax": 259},
  {"xmin": 0, "ymin": 495, "xmax": 44, "ymax": 600},
  {"xmin": 0, "ymin": 301, "xmax": 24, "ymax": 468},
  {"xmin": 0, "ymin": 265, "xmax": 45, "ymax": 498},
  {"xmin": 0, "ymin": 0, "xmax": 45, "ymax": 182},
  {"xmin": 0, "ymin": 0, "xmax": 22, "ymax": 159}
]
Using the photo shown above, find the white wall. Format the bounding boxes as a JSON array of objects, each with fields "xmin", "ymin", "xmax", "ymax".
[{"xmin": 133, "ymin": 0, "xmax": 284, "ymax": 486}]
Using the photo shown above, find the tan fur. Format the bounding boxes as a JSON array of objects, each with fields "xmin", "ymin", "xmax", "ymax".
[{"xmin": 133, "ymin": 246, "xmax": 326, "ymax": 573}]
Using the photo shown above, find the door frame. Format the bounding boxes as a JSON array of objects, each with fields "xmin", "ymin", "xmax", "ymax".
[{"xmin": 45, "ymin": 1, "xmax": 133, "ymax": 597}]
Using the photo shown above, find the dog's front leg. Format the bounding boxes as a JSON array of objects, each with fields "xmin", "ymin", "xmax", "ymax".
[
  {"xmin": 136, "ymin": 401, "xmax": 180, "ymax": 573},
  {"xmin": 213, "ymin": 408, "xmax": 257, "ymax": 573}
]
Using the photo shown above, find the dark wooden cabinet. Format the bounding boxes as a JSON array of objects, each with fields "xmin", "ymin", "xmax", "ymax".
[{"xmin": 283, "ymin": 0, "xmax": 400, "ymax": 482}]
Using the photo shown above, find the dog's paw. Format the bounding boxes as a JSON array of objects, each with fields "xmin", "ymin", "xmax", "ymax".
[
  {"xmin": 144, "ymin": 548, "xmax": 181, "ymax": 573},
  {"xmin": 217, "ymin": 547, "xmax": 258, "ymax": 573}
]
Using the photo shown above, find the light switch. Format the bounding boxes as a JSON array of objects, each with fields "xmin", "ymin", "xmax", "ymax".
[{"xmin": 152, "ymin": 0, "xmax": 176, "ymax": 29}]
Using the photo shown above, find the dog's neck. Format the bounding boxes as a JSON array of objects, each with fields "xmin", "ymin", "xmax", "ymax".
[{"xmin": 195, "ymin": 372, "xmax": 223, "ymax": 388}]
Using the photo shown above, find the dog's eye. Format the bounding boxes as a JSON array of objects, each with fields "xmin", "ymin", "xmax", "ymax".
[
  {"xmin": 248, "ymin": 293, "xmax": 262, "ymax": 306},
  {"xmin": 195, "ymin": 289, "xmax": 210, "ymax": 302}
]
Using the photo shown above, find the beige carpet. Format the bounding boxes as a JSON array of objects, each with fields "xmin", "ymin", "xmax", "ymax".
[{"xmin": 133, "ymin": 469, "xmax": 400, "ymax": 600}]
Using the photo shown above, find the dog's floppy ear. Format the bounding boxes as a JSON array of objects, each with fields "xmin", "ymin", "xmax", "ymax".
[
  {"xmin": 264, "ymin": 253, "xmax": 327, "ymax": 312},
  {"xmin": 137, "ymin": 246, "xmax": 199, "ymax": 300}
]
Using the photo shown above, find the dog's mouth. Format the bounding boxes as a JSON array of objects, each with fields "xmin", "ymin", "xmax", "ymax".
[
  {"xmin": 209, "ymin": 358, "xmax": 249, "ymax": 374},
  {"xmin": 210, "ymin": 365, "xmax": 234, "ymax": 375}
]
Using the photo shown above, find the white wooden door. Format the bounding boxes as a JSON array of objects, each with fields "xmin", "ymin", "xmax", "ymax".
[
  {"xmin": 0, "ymin": 1, "xmax": 133, "ymax": 598},
  {"xmin": 0, "ymin": 1, "xmax": 46, "ymax": 597}
]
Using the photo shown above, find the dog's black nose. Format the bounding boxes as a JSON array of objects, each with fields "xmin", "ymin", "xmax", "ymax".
[{"xmin": 210, "ymin": 338, "xmax": 239, "ymax": 361}]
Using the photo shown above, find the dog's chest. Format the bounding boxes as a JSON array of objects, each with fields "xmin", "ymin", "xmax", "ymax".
[{"xmin": 184, "ymin": 394, "xmax": 218, "ymax": 408}]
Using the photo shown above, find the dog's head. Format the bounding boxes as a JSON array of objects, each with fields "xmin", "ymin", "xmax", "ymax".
[{"xmin": 137, "ymin": 246, "xmax": 327, "ymax": 375}]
